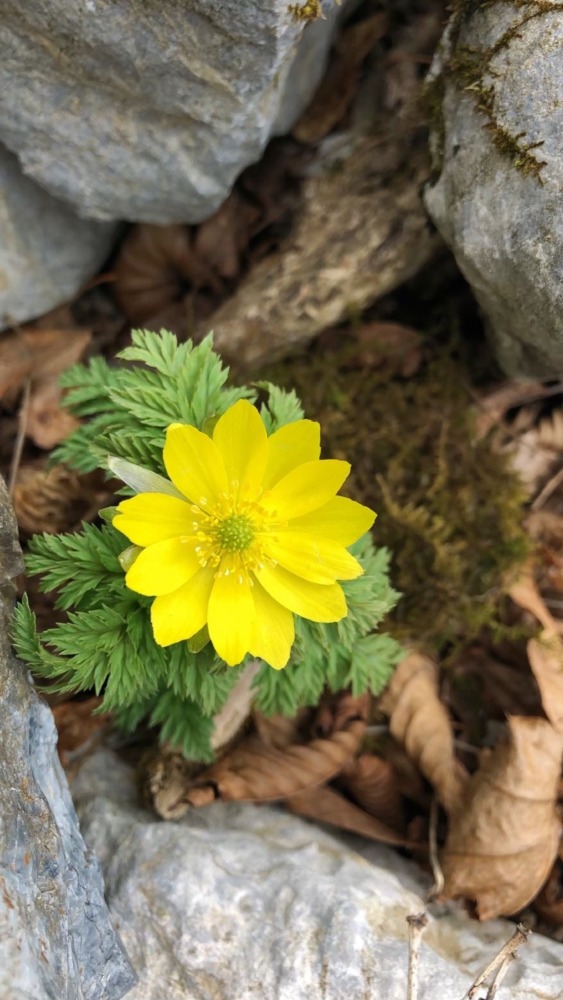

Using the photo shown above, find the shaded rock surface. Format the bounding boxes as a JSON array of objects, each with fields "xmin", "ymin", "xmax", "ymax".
[
  {"xmin": 0, "ymin": 0, "xmax": 345, "ymax": 224},
  {"xmin": 0, "ymin": 145, "xmax": 117, "ymax": 330},
  {"xmin": 73, "ymin": 749, "xmax": 563, "ymax": 1000},
  {"xmin": 0, "ymin": 476, "xmax": 135, "ymax": 1000},
  {"xmin": 424, "ymin": 1, "xmax": 563, "ymax": 378}
]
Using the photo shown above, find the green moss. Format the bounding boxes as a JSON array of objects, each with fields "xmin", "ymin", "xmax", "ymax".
[
  {"xmin": 434, "ymin": 0, "xmax": 561, "ymax": 181},
  {"xmin": 264, "ymin": 343, "xmax": 531, "ymax": 659}
]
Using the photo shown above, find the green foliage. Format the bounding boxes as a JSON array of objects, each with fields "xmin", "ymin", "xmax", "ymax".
[
  {"xmin": 15, "ymin": 330, "xmax": 401, "ymax": 761},
  {"xmin": 254, "ymin": 534, "xmax": 402, "ymax": 716}
]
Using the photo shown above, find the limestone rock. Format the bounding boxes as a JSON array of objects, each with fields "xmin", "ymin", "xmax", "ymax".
[
  {"xmin": 73, "ymin": 748, "xmax": 563, "ymax": 1000},
  {"xmin": 0, "ymin": 145, "xmax": 117, "ymax": 330},
  {"xmin": 0, "ymin": 476, "xmax": 135, "ymax": 1000},
  {"xmin": 424, "ymin": 2, "xmax": 563, "ymax": 378},
  {"xmin": 0, "ymin": 1, "xmax": 344, "ymax": 224}
]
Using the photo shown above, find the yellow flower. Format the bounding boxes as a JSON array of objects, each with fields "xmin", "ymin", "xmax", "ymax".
[{"xmin": 112, "ymin": 400, "xmax": 375, "ymax": 669}]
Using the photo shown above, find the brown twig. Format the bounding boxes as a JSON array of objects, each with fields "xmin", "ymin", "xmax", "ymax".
[
  {"xmin": 426, "ymin": 795, "xmax": 444, "ymax": 901},
  {"xmin": 8, "ymin": 377, "xmax": 30, "ymax": 496},
  {"xmin": 462, "ymin": 924, "xmax": 531, "ymax": 1000},
  {"xmin": 406, "ymin": 912, "xmax": 428, "ymax": 1000},
  {"xmin": 531, "ymin": 465, "xmax": 563, "ymax": 510}
]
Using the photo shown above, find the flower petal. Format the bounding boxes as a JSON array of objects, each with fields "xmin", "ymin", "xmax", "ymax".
[
  {"xmin": 263, "ymin": 420, "xmax": 321, "ymax": 489},
  {"xmin": 262, "ymin": 459, "xmax": 351, "ymax": 519},
  {"xmin": 163, "ymin": 423, "xmax": 229, "ymax": 507},
  {"xmin": 255, "ymin": 563, "xmax": 347, "ymax": 622},
  {"xmin": 207, "ymin": 564, "xmax": 255, "ymax": 666},
  {"xmin": 107, "ymin": 456, "xmax": 184, "ymax": 498},
  {"xmin": 289, "ymin": 496, "xmax": 376, "ymax": 546},
  {"xmin": 267, "ymin": 531, "xmax": 364, "ymax": 584},
  {"xmin": 151, "ymin": 566, "xmax": 215, "ymax": 646},
  {"xmin": 113, "ymin": 493, "xmax": 194, "ymax": 546},
  {"xmin": 213, "ymin": 399, "xmax": 268, "ymax": 496},
  {"xmin": 249, "ymin": 580, "xmax": 295, "ymax": 669},
  {"xmin": 125, "ymin": 537, "xmax": 201, "ymax": 596}
]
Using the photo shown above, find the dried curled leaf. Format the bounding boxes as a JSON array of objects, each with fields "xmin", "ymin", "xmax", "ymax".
[
  {"xmin": 510, "ymin": 571, "xmax": 563, "ymax": 733},
  {"xmin": 339, "ymin": 753, "xmax": 405, "ymax": 832},
  {"xmin": 152, "ymin": 696, "xmax": 369, "ymax": 819},
  {"xmin": 379, "ymin": 651, "xmax": 468, "ymax": 814},
  {"xmin": 287, "ymin": 784, "xmax": 409, "ymax": 847},
  {"xmin": 441, "ymin": 716, "xmax": 563, "ymax": 919},
  {"xmin": 52, "ymin": 697, "xmax": 111, "ymax": 768},
  {"xmin": 12, "ymin": 464, "xmax": 102, "ymax": 536},
  {"xmin": 211, "ymin": 660, "xmax": 261, "ymax": 752}
]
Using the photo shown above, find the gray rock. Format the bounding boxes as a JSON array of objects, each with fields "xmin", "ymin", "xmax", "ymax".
[
  {"xmin": 0, "ymin": 477, "xmax": 136, "ymax": 1000},
  {"xmin": 73, "ymin": 749, "xmax": 563, "ymax": 1000},
  {"xmin": 424, "ymin": 2, "xmax": 563, "ymax": 378},
  {"xmin": 0, "ymin": 145, "xmax": 117, "ymax": 330},
  {"xmin": 0, "ymin": 1, "xmax": 345, "ymax": 224}
]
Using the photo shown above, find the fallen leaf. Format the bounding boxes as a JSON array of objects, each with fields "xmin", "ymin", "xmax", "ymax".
[
  {"xmin": 379, "ymin": 650, "xmax": 469, "ymax": 813},
  {"xmin": 473, "ymin": 381, "xmax": 554, "ymax": 441},
  {"xmin": 152, "ymin": 699, "xmax": 368, "ymax": 819},
  {"xmin": 533, "ymin": 848, "xmax": 563, "ymax": 926},
  {"xmin": 527, "ymin": 634, "xmax": 563, "ymax": 735},
  {"xmin": 510, "ymin": 571, "xmax": 563, "ymax": 733},
  {"xmin": 286, "ymin": 784, "xmax": 409, "ymax": 847},
  {"xmin": 52, "ymin": 697, "xmax": 111, "ymax": 767},
  {"xmin": 12, "ymin": 463, "xmax": 103, "ymax": 536},
  {"xmin": 0, "ymin": 326, "xmax": 91, "ymax": 449},
  {"xmin": 193, "ymin": 190, "xmax": 260, "ymax": 281},
  {"xmin": 338, "ymin": 753, "xmax": 405, "ymax": 831},
  {"xmin": 441, "ymin": 716, "xmax": 563, "ymax": 919},
  {"xmin": 292, "ymin": 12, "xmax": 388, "ymax": 144},
  {"xmin": 113, "ymin": 223, "xmax": 221, "ymax": 323}
]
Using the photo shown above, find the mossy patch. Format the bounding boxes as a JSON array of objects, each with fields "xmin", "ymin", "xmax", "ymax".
[
  {"xmin": 429, "ymin": 0, "xmax": 562, "ymax": 182},
  {"xmin": 264, "ymin": 339, "xmax": 531, "ymax": 658}
]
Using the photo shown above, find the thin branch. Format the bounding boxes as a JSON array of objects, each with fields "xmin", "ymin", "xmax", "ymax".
[
  {"xmin": 406, "ymin": 912, "xmax": 428, "ymax": 1000},
  {"xmin": 462, "ymin": 924, "xmax": 531, "ymax": 1000},
  {"xmin": 531, "ymin": 465, "xmax": 563, "ymax": 510},
  {"xmin": 426, "ymin": 795, "xmax": 444, "ymax": 901}
]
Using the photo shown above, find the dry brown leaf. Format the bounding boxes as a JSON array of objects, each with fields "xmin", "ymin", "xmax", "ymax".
[
  {"xmin": 527, "ymin": 633, "xmax": 563, "ymax": 735},
  {"xmin": 193, "ymin": 190, "xmax": 260, "ymax": 280},
  {"xmin": 52, "ymin": 697, "xmax": 112, "ymax": 767},
  {"xmin": 473, "ymin": 381, "xmax": 553, "ymax": 441},
  {"xmin": 509, "ymin": 571, "xmax": 563, "ymax": 733},
  {"xmin": 339, "ymin": 753, "xmax": 405, "ymax": 832},
  {"xmin": 152, "ymin": 703, "xmax": 368, "ymax": 819},
  {"xmin": 0, "ymin": 326, "xmax": 91, "ymax": 450},
  {"xmin": 292, "ymin": 12, "xmax": 388, "ymax": 144},
  {"xmin": 12, "ymin": 464, "xmax": 101, "ymax": 536},
  {"xmin": 113, "ymin": 223, "xmax": 221, "ymax": 323},
  {"xmin": 441, "ymin": 716, "xmax": 563, "ymax": 919},
  {"xmin": 379, "ymin": 650, "xmax": 469, "ymax": 814},
  {"xmin": 533, "ymin": 850, "xmax": 563, "ymax": 926},
  {"xmin": 286, "ymin": 784, "xmax": 409, "ymax": 847}
]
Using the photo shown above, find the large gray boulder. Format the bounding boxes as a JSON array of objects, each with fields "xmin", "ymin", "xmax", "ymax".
[
  {"xmin": 0, "ymin": 1, "xmax": 345, "ymax": 224},
  {"xmin": 424, "ymin": 2, "xmax": 563, "ymax": 378},
  {"xmin": 73, "ymin": 749, "xmax": 563, "ymax": 1000},
  {"xmin": 0, "ymin": 145, "xmax": 117, "ymax": 329},
  {"xmin": 0, "ymin": 476, "xmax": 135, "ymax": 1000}
]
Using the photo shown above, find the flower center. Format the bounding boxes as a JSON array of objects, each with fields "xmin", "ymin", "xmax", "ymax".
[{"xmin": 214, "ymin": 514, "xmax": 255, "ymax": 553}]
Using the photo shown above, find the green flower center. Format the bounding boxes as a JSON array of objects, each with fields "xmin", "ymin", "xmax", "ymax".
[{"xmin": 215, "ymin": 514, "xmax": 255, "ymax": 552}]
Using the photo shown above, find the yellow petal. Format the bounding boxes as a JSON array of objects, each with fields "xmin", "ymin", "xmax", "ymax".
[
  {"xmin": 289, "ymin": 496, "xmax": 376, "ymax": 545},
  {"xmin": 207, "ymin": 564, "xmax": 255, "ymax": 666},
  {"xmin": 125, "ymin": 537, "xmax": 201, "ymax": 596},
  {"xmin": 255, "ymin": 563, "xmax": 347, "ymax": 622},
  {"xmin": 113, "ymin": 493, "xmax": 194, "ymax": 546},
  {"xmin": 163, "ymin": 423, "xmax": 229, "ymax": 508},
  {"xmin": 212, "ymin": 400, "xmax": 268, "ymax": 496},
  {"xmin": 267, "ymin": 531, "xmax": 364, "ymax": 584},
  {"xmin": 263, "ymin": 420, "xmax": 321, "ymax": 489},
  {"xmin": 151, "ymin": 566, "xmax": 215, "ymax": 646},
  {"xmin": 262, "ymin": 459, "xmax": 350, "ymax": 519},
  {"xmin": 249, "ymin": 580, "xmax": 295, "ymax": 669}
]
